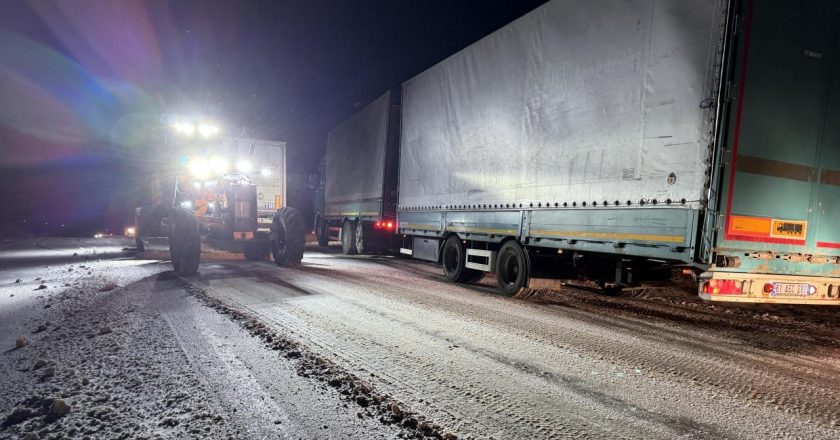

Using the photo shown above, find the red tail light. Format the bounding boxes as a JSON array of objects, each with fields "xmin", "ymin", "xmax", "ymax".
[
  {"xmin": 374, "ymin": 221, "xmax": 395, "ymax": 230},
  {"xmin": 703, "ymin": 279, "xmax": 743, "ymax": 295}
]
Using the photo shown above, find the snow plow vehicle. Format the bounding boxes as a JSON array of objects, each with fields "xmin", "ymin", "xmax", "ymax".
[{"xmin": 134, "ymin": 122, "xmax": 305, "ymax": 276}]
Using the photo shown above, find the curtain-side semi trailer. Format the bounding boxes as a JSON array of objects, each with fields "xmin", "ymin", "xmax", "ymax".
[
  {"xmin": 392, "ymin": 0, "xmax": 840, "ymax": 304},
  {"xmin": 314, "ymin": 91, "xmax": 401, "ymax": 255}
]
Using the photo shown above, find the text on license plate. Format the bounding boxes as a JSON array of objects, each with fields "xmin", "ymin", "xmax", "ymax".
[{"xmin": 771, "ymin": 283, "xmax": 812, "ymax": 296}]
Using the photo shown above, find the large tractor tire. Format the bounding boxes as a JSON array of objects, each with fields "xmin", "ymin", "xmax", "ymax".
[
  {"xmin": 135, "ymin": 204, "xmax": 166, "ymax": 252},
  {"xmin": 271, "ymin": 207, "xmax": 305, "ymax": 267},
  {"xmin": 168, "ymin": 207, "xmax": 201, "ymax": 276},
  {"xmin": 314, "ymin": 214, "xmax": 329, "ymax": 247},
  {"xmin": 341, "ymin": 220, "xmax": 358, "ymax": 255},
  {"xmin": 244, "ymin": 239, "xmax": 270, "ymax": 261}
]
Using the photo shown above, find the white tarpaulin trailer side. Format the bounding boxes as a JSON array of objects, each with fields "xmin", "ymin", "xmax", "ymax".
[
  {"xmin": 325, "ymin": 91, "xmax": 392, "ymax": 215},
  {"xmin": 399, "ymin": 0, "xmax": 725, "ymax": 210}
]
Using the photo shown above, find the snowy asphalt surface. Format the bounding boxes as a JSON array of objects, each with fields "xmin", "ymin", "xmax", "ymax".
[{"xmin": 2, "ymin": 237, "xmax": 840, "ymax": 439}]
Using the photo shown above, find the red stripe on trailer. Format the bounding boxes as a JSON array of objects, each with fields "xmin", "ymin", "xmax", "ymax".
[
  {"xmin": 724, "ymin": 0, "xmax": 756, "ymax": 242},
  {"xmin": 816, "ymin": 242, "xmax": 840, "ymax": 249}
]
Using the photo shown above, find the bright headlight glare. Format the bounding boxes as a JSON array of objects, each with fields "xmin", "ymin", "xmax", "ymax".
[
  {"xmin": 198, "ymin": 123, "xmax": 220, "ymax": 138},
  {"xmin": 236, "ymin": 160, "xmax": 253, "ymax": 173},
  {"xmin": 173, "ymin": 121, "xmax": 195, "ymax": 136},
  {"xmin": 187, "ymin": 157, "xmax": 210, "ymax": 179},
  {"xmin": 260, "ymin": 168, "xmax": 271, "ymax": 177},
  {"xmin": 210, "ymin": 155, "xmax": 229, "ymax": 174}
]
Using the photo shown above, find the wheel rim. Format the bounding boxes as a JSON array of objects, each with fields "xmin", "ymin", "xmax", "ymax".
[{"xmin": 498, "ymin": 249, "xmax": 519, "ymax": 289}]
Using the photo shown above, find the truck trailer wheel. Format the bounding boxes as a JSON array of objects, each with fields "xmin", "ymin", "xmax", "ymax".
[
  {"xmin": 271, "ymin": 207, "xmax": 305, "ymax": 267},
  {"xmin": 244, "ymin": 239, "xmax": 270, "ymax": 261},
  {"xmin": 315, "ymin": 215, "xmax": 329, "ymax": 247},
  {"xmin": 168, "ymin": 207, "xmax": 200, "ymax": 276},
  {"xmin": 355, "ymin": 221, "xmax": 368, "ymax": 255},
  {"xmin": 442, "ymin": 236, "xmax": 482, "ymax": 283},
  {"xmin": 496, "ymin": 241, "xmax": 528, "ymax": 296},
  {"xmin": 341, "ymin": 221, "xmax": 358, "ymax": 255}
]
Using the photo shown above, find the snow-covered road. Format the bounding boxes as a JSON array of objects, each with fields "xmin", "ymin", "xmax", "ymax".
[
  {"xmin": 3, "ymin": 237, "xmax": 840, "ymax": 439},
  {"xmin": 192, "ymin": 248, "xmax": 840, "ymax": 439}
]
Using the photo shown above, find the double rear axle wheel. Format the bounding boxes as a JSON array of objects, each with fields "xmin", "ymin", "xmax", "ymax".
[
  {"xmin": 441, "ymin": 236, "xmax": 623, "ymax": 296},
  {"xmin": 442, "ymin": 236, "xmax": 529, "ymax": 296}
]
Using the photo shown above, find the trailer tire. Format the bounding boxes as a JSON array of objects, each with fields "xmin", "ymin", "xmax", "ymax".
[
  {"xmin": 271, "ymin": 207, "xmax": 305, "ymax": 267},
  {"xmin": 355, "ymin": 221, "xmax": 368, "ymax": 255},
  {"xmin": 168, "ymin": 207, "xmax": 200, "ymax": 276},
  {"xmin": 341, "ymin": 221, "xmax": 358, "ymax": 255},
  {"xmin": 244, "ymin": 239, "xmax": 270, "ymax": 261},
  {"xmin": 496, "ymin": 241, "xmax": 528, "ymax": 296},
  {"xmin": 315, "ymin": 215, "xmax": 329, "ymax": 247},
  {"xmin": 442, "ymin": 235, "xmax": 482, "ymax": 283}
]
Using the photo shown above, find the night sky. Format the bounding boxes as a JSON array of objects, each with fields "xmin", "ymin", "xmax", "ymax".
[{"xmin": 0, "ymin": 0, "xmax": 547, "ymax": 236}]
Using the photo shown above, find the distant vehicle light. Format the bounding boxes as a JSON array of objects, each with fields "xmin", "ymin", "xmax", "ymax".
[
  {"xmin": 260, "ymin": 168, "xmax": 271, "ymax": 177},
  {"xmin": 210, "ymin": 155, "xmax": 229, "ymax": 174},
  {"xmin": 94, "ymin": 232, "xmax": 104, "ymax": 238},
  {"xmin": 236, "ymin": 160, "xmax": 253, "ymax": 173},
  {"xmin": 192, "ymin": 181, "xmax": 202, "ymax": 189},
  {"xmin": 181, "ymin": 201, "xmax": 193, "ymax": 209},
  {"xmin": 125, "ymin": 226, "xmax": 136, "ymax": 237}
]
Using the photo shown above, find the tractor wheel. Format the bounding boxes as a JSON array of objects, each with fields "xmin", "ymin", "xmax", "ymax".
[
  {"xmin": 244, "ymin": 239, "xmax": 270, "ymax": 261},
  {"xmin": 341, "ymin": 221, "xmax": 358, "ymax": 255},
  {"xmin": 315, "ymin": 215, "xmax": 329, "ymax": 247},
  {"xmin": 271, "ymin": 207, "xmax": 305, "ymax": 267},
  {"xmin": 168, "ymin": 207, "xmax": 200, "ymax": 276}
]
